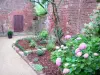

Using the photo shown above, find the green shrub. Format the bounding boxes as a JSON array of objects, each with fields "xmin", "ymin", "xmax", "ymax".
[
  {"xmin": 29, "ymin": 40, "xmax": 36, "ymax": 47},
  {"xmin": 46, "ymin": 43, "xmax": 55, "ymax": 51},
  {"xmin": 36, "ymin": 49, "xmax": 45, "ymax": 56},
  {"xmin": 51, "ymin": 35, "xmax": 100, "ymax": 75},
  {"xmin": 39, "ymin": 30, "xmax": 48, "ymax": 40}
]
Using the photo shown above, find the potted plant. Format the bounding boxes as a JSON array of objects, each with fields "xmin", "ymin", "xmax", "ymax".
[{"xmin": 7, "ymin": 31, "xmax": 13, "ymax": 38}]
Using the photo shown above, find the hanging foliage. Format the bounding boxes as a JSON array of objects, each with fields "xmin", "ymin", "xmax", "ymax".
[{"xmin": 34, "ymin": 3, "xmax": 47, "ymax": 16}]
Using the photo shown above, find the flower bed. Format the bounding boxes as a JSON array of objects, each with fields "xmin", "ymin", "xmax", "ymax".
[{"xmin": 12, "ymin": 37, "xmax": 63, "ymax": 75}]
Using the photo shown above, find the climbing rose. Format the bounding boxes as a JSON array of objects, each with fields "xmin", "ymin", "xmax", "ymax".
[
  {"xmin": 76, "ymin": 52, "xmax": 82, "ymax": 57},
  {"xmin": 94, "ymin": 53, "xmax": 99, "ymax": 56},
  {"xmin": 83, "ymin": 53, "xmax": 89, "ymax": 58},
  {"xmin": 75, "ymin": 48, "xmax": 80, "ymax": 54},
  {"xmin": 64, "ymin": 35, "xmax": 71, "ymax": 39},
  {"xmin": 56, "ymin": 58, "xmax": 61, "ymax": 66},
  {"xmin": 79, "ymin": 43, "xmax": 87, "ymax": 50},
  {"xmin": 63, "ymin": 68, "xmax": 70, "ymax": 74}
]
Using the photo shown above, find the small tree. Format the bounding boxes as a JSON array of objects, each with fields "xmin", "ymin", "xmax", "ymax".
[{"xmin": 30, "ymin": 0, "xmax": 64, "ymax": 45}]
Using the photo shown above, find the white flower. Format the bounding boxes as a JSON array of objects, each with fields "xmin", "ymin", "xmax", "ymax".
[
  {"xmin": 64, "ymin": 63, "xmax": 69, "ymax": 67},
  {"xmin": 42, "ymin": 48, "xmax": 47, "ymax": 50},
  {"xmin": 37, "ymin": 49, "xmax": 41, "ymax": 51},
  {"xmin": 94, "ymin": 53, "xmax": 99, "ymax": 56},
  {"xmin": 63, "ymin": 46, "xmax": 68, "ymax": 50},
  {"xmin": 63, "ymin": 68, "xmax": 70, "ymax": 74},
  {"xmin": 72, "ymin": 64, "xmax": 76, "ymax": 67},
  {"xmin": 76, "ymin": 37, "xmax": 82, "ymax": 40},
  {"xmin": 58, "ymin": 49, "xmax": 62, "ymax": 52},
  {"xmin": 61, "ymin": 45, "xmax": 64, "ymax": 48},
  {"xmin": 55, "ymin": 46, "xmax": 60, "ymax": 49}
]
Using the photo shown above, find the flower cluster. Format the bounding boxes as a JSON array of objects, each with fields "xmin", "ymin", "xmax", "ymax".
[{"xmin": 51, "ymin": 35, "xmax": 100, "ymax": 75}]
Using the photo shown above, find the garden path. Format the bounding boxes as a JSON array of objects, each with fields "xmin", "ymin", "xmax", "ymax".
[{"xmin": 0, "ymin": 36, "xmax": 37, "ymax": 75}]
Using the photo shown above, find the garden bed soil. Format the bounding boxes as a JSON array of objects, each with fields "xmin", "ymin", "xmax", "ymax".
[
  {"xmin": 18, "ymin": 39, "xmax": 47, "ymax": 50},
  {"xmin": 18, "ymin": 40, "xmax": 36, "ymax": 50},
  {"xmin": 27, "ymin": 51, "xmax": 63, "ymax": 75},
  {"xmin": 17, "ymin": 39, "xmax": 63, "ymax": 75}
]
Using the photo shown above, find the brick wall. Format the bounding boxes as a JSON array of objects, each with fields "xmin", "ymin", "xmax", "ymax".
[
  {"xmin": 0, "ymin": 0, "xmax": 34, "ymax": 33},
  {"xmin": 47, "ymin": 0, "xmax": 97, "ymax": 35}
]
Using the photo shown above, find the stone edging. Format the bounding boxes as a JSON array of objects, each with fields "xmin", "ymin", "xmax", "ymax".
[{"xmin": 12, "ymin": 43, "xmax": 45, "ymax": 75}]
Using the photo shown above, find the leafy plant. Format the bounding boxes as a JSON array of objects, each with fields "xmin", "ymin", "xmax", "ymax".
[
  {"xmin": 46, "ymin": 42, "xmax": 55, "ymax": 51},
  {"xmin": 7, "ymin": 30, "xmax": 13, "ymax": 35},
  {"xmin": 36, "ymin": 49, "xmax": 45, "ymax": 56},
  {"xmin": 39, "ymin": 30, "xmax": 48, "ymax": 40},
  {"xmin": 33, "ymin": 57, "xmax": 39, "ymax": 62},
  {"xmin": 51, "ymin": 35, "xmax": 100, "ymax": 75},
  {"xmin": 33, "ymin": 64, "xmax": 44, "ymax": 71},
  {"xmin": 29, "ymin": 40, "xmax": 36, "ymax": 47}
]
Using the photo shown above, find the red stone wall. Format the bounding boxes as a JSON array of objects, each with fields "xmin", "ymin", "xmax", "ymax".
[{"xmin": 47, "ymin": 0, "xmax": 97, "ymax": 35}]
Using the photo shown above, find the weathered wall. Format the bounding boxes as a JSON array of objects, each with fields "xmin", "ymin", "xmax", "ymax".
[
  {"xmin": 47, "ymin": 0, "xmax": 97, "ymax": 35},
  {"xmin": 0, "ymin": 0, "xmax": 34, "ymax": 33}
]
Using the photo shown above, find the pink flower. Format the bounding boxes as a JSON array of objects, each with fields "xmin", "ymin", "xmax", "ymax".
[
  {"xmin": 79, "ymin": 43, "xmax": 87, "ymax": 50},
  {"xmin": 63, "ymin": 68, "xmax": 70, "ymax": 74},
  {"xmin": 75, "ymin": 48, "xmax": 80, "ymax": 54},
  {"xmin": 64, "ymin": 35, "xmax": 71, "ymax": 39},
  {"xmin": 56, "ymin": 58, "xmax": 61, "ymax": 66},
  {"xmin": 76, "ymin": 52, "xmax": 82, "ymax": 57},
  {"xmin": 83, "ymin": 53, "xmax": 89, "ymax": 58},
  {"xmin": 94, "ymin": 53, "xmax": 99, "ymax": 56}
]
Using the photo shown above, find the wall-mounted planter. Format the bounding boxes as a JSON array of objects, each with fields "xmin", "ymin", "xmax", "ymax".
[{"xmin": 34, "ymin": 4, "xmax": 47, "ymax": 16}]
